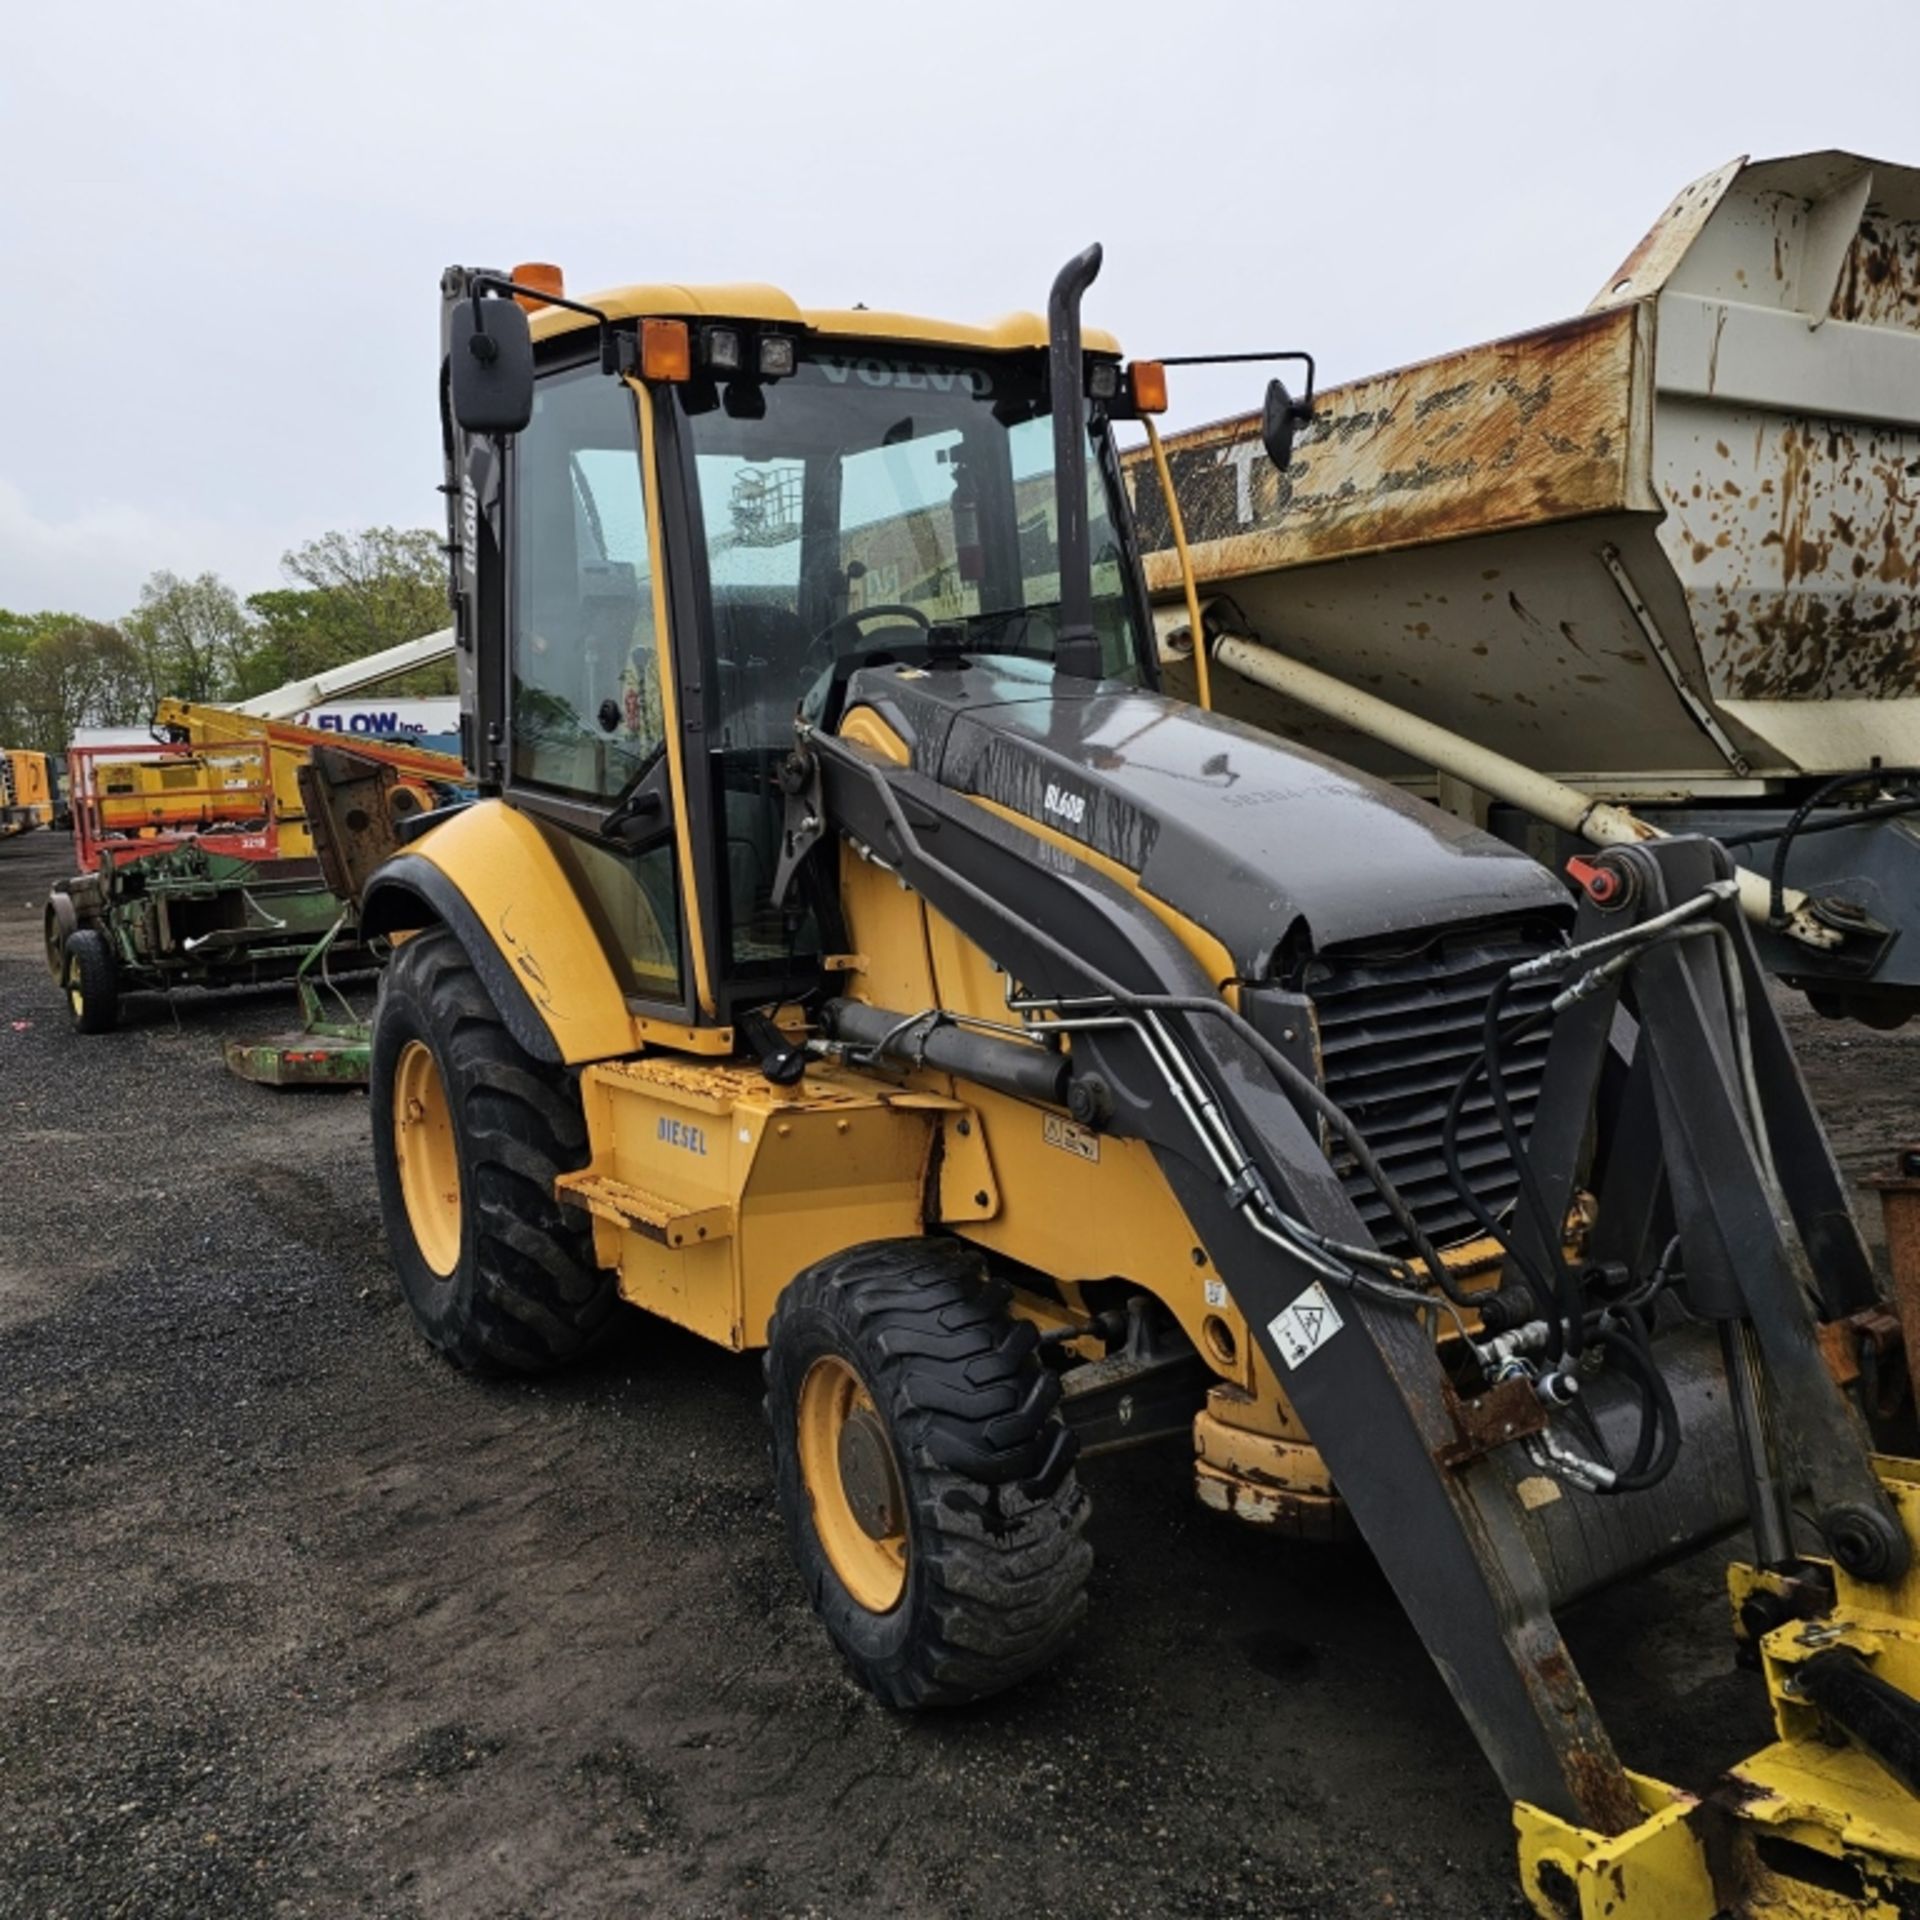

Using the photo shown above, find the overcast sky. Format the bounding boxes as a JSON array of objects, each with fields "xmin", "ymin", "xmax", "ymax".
[{"xmin": 3, "ymin": 0, "xmax": 1912, "ymax": 620}]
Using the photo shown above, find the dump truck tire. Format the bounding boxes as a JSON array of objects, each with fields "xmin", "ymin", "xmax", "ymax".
[
  {"xmin": 765, "ymin": 1238, "xmax": 1092, "ymax": 1708},
  {"xmin": 64, "ymin": 929, "xmax": 118, "ymax": 1034},
  {"xmin": 370, "ymin": 925, "xmax": 614, "ymax": 1373}
]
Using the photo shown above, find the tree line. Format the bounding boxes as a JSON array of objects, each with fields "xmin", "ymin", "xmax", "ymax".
[{"xmin": 0, "ymin": 526, "xmax": 456, "ymax": 757}]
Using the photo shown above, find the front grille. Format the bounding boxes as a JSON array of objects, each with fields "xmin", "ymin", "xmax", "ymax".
[{"xmin": 1302, "ymin": 924, "xmax": 1564, "ymax": 1252}]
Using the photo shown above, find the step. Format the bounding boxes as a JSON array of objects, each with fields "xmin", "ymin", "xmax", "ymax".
[{"xmin": 553, "ymin": 1171, "xmax": 734, "ymax": 1249}]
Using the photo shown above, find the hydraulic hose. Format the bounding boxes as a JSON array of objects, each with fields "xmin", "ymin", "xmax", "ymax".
[
  {"xmin": 1600, "ymin": 1314, "xmax": 1682, "ymax": 1492},
  {"xmin": 807, "ymin": 724, "xmax": 1466, "ymax": 1303},
  {"xmin": 1481, "ymin": 975, "xmax": 1588, "ymax": 1359},
  {"xmin": 1767, "ymin": 766, "xmax": 1920, "ymax": 929}
]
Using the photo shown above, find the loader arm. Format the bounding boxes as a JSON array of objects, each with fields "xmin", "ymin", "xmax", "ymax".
[
  {"xmin": 789, "ymin": 713, "xmax": 1646, "ymax": 1828},
  {"xmin": 782, "ymin": 694, "xmax": 1920, "ymax": 1906}
]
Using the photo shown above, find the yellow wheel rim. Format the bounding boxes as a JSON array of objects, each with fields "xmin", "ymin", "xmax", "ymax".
[
  {"xmin": 393, "ymin": 1038, "xmax": 462, "ymax": 1277},
  {"xmin": 796, "ymin": 1354, "xmax": 909, "ymax": 1613}
]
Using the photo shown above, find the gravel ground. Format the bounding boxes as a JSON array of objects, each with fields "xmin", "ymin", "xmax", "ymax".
[{"xmin": 3, "ymin": 826, "xmax": 1915, "ymax": 1919}]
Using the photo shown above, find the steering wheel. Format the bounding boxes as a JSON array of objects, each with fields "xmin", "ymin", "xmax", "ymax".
[
  {"xmin": 798, "ymin": 604, "xmax": 934, "ymax": 728},
  {"xmin": 804, "ymin": 603, "xmax": 931, "ymax": 673}
]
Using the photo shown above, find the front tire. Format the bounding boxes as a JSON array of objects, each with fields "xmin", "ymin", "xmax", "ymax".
[
  {"xmin": 370, "ymin": 926, "xmax": 616, "ymax": 1372},
  {"xmin": 766, "ymin": 1238, "xmax": 1092, "ymax": 1708},
  {"xmin": 64, "ymin": 929, "xmax": 119, "ymax": 1034}
]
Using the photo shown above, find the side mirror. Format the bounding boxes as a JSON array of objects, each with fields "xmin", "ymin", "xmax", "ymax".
[
  {"xmin": 1261, "ymin": 377, "xmax": 1313, "ymax": 474},
  {"xmin": 448, "ymin": 295, "xmax": 535, "ymax": 435}
]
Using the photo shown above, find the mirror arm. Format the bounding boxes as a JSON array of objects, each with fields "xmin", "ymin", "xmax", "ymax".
[
  {"xmin": 1149, "ymin": 348, "xmax": 1318, "ymax": 474},
  {"xmin": 1144, "ymin": 351, "xmax": 1313, "ymax": 391},
  {"xmin": 1155, "ymin": 346, "xmax": 1317, "ymax": 406},
  {"xmin": 468, "ymin": 274, "xmax": 635, "ymax": 377}
]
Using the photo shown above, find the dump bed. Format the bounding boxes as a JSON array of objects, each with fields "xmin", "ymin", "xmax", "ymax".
[{"xmin": 1131, "ymin": 151, "xmax": 1920, "ymax": 792}]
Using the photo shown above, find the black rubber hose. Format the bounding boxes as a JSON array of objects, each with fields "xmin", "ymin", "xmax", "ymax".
[
  {"xmin": 1441, "ymin": 1020, "xmax": 1565, "ymax": 1355},
  {"xmin": 1481, "ymin": 975, "xmax": 1587, "ymax": 1359},
  {"xmin": 816, "ymin": 734, "xmax": 1468, "ymax": 1300},
  {"xmin": 1137, "ymin": 990, "xmax": 1468, "ymax": 1304},
  {"xmin": 1609, "ymin": 1318, "xmax": 1660, "ymax": 1484},
  {"xmin": 1599, "ymin": 1317, "xmax": 1682, "ymax": 1492},
  {"xmin": 1768, "ymin": 767, "xmax": 1920, "ymax": 928},
  {"xmin": 1715, "ymin": 794, "xmax": 1920, "ymax": 850}
]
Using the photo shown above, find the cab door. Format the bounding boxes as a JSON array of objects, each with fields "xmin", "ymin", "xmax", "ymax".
[{"xmin": 501, "ymin": 358, "xmax": 711, "ymax": 1021}]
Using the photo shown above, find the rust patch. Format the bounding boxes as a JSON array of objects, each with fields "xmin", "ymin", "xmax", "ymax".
[
  {"xmin": 1584, "ymin": 157, "xmax": 1741, "ymax": 312},
  {"xmin": 1559, "ymin": 1743, "xmax": 1643, "ymax": 1838},
  {"xmin": 1869, "ymin": 1150, "xmax": 1920, "ymax": 1414},
  {"xmin": 1129, "ymin": 307, "xmax": 1641, "ymax": 589},
  {"xmin": 1434, "ymin": 1376, "xmax": 1546, "ymax": 1469}
]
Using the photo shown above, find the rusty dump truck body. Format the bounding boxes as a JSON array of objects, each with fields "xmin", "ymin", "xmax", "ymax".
[{"xmin": 1132, "ymin": 151, "xmax": 1920, "ymax": 1017}]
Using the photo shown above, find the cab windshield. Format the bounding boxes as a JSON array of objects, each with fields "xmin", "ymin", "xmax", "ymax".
[{"xmin": 676, "ymin": 344, "xmax": 1146, "ymax": 752}]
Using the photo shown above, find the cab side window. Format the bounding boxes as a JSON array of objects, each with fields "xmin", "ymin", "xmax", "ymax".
[{"xmin": 510, "ymin": 366, "xmax": 662, "ymax": 799}]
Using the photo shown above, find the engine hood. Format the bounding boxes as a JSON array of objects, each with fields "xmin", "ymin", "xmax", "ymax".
[{"xmin": 846, "ymin": 655, "xmax": 1569, "ymax": 973}]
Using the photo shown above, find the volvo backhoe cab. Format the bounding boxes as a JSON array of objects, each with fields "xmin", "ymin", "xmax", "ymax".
[{"xmin": 367, "ymin": 255, "xmax": 1920, "ymax": 1918}]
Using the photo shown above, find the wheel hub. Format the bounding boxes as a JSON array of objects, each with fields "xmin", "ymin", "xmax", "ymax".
[
  {"xmin": 837, "ymin": 1405, "xmax": 905, "ymax": 1541},
  {"xmin": 392, "ymin": 1038, "xmax": 462, "ymax": 1279},
  {"xmin": 795, "ymin": 1354, "xmax": 909, "ymax": 1613}
]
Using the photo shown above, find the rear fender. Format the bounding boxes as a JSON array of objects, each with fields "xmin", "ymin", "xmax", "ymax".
[{"xmin": 362, "ymin": 799, "xmax": 637, "ymax": 1066}]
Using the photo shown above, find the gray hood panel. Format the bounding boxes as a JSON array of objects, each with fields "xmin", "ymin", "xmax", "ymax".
[{"xmin": 853, "ymin": 657, "xmax": 1570, "ymax": 972}]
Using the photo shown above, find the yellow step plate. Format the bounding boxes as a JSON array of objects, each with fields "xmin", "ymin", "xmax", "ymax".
[{"xmin": 553, "ymin": 1171, "xmax": 734, "ymax": 1250}]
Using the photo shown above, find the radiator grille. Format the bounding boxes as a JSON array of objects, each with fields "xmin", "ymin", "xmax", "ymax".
[{"xmin": 1302, "ymin": 925, "xmax": 1564, "ymax": 1252}]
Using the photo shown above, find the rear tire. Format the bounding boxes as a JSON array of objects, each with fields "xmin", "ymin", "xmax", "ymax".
[
  {"xmin": 44, "ymin": 891, "xmax": 76, "ymax": 983},
  {"xmin": 765, "ymin": 1237, "xmax": 1092, "ymax": 1708},
  {"xmin": 64, "ymin": 929, "xmax": 119, "ymax": 1034},
  {"xmin": 370, "ymin": 926, "xmax": 615, "ymax": 1372}
]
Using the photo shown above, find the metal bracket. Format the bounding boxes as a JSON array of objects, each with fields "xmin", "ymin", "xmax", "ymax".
[
  {"xmin": 769, "ymin": 742, "xmax": 826, "ymax": 912},
  {"xmin": 1599, "ymin": 544, "xmax": 1752, "ymax": 778}
]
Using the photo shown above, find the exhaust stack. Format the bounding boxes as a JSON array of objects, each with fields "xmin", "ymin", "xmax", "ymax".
[{"xmin": 1047, "ymin": 243, "xmax": 1104, "ymax": 683}]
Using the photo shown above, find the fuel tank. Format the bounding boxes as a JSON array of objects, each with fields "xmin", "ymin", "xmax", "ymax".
[{"xmin": 844, "ymin": 655, "xmax": 1570, "ymax": 973}]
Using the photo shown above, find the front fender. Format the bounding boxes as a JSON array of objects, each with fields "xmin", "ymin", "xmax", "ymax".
[{"xmin": 363, "ymin": 799, "xmax": 638, "ymax": 1067}]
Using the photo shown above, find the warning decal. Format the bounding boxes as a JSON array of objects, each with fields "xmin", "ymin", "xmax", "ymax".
[{"xmin": 1268, "ymin": 1283, "xmax": 1344, "ymax": 1370}]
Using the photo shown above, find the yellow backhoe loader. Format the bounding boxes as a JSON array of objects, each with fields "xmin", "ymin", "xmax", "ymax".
[{"xmin": 355, "ymin": 254, "xmax": 1920, "ymax": 1917}]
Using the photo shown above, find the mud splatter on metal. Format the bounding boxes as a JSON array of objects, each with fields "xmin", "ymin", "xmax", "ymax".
[
  {"xmin": 1128, "ymin": 149, "xmax": 1920, "ymax": 785},
  {"xmin": 1127, "ymin": 306, "xmax": 1647, "ymax": 584}
]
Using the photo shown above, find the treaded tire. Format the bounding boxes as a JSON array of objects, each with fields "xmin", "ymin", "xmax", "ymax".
[
  {"xmin": 370, "ymin": 925, "xmax": 615, "ymax": 1372},
  {"xmin": 64, "ymin": 928, "xmax": 119, "ymax": 1034},
  {"xmin": 765, "ymin": 1237, "xmax": 1092, "ymax": 1708},
  {"xmin": 44, "ymin": 890, "xmax": 76, "ymax": 984}
]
